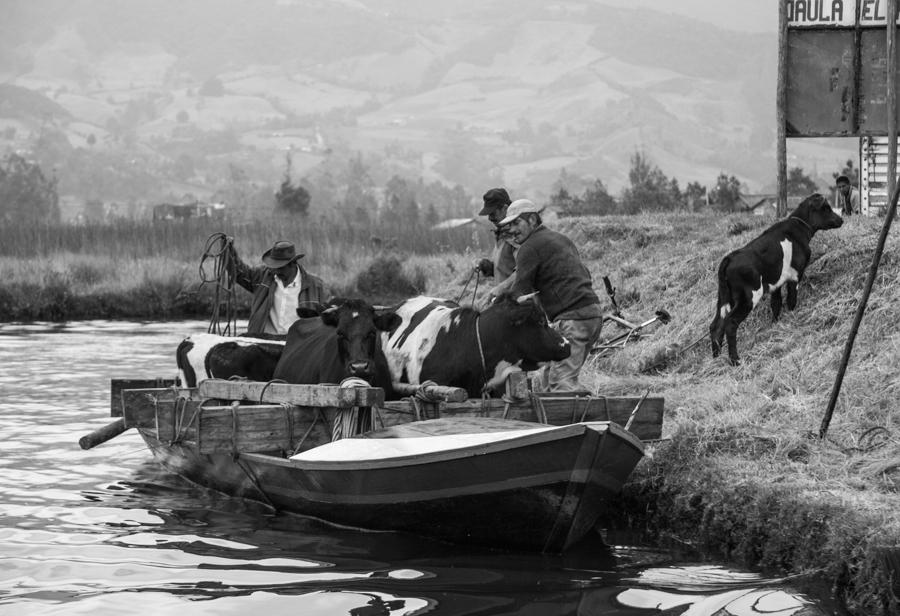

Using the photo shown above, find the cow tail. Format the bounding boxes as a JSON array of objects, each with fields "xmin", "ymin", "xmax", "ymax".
[{"xmin": 717, "ymin": 256, "xmax": 734, "ymax": 317}]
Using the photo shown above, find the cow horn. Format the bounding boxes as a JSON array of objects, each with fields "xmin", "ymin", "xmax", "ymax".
[
  {"xmin": 321, "ymin": 304, "xmax": 339, "ymax": 314},
  {"xmin": 516, "ymin": 291, "xmax": 539, "ymax": 304}
]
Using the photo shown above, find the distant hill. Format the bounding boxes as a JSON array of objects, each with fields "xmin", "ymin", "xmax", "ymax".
[{"xmin": 0, "ymin": 0, "xmax": 852, "ymax": 205}]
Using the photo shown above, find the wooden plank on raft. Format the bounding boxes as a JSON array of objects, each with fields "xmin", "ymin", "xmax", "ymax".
[
  {"xmin": 198, "ymin": 379, "xmax": 384, "ymax": 408},
  {"xmin": 196, "ymin": 404, "xmax": 334, "ymax": 454},
  {"xmin": 119, "ymin": 388, "xmax": 204, "ymax": 443},
  {"xmin": 379, "ymin": 395, "xmax": 664, "ymax": 441},
  {"xmin": 110, "ymin": 378, "xmax": 178, "ymax": 417}
]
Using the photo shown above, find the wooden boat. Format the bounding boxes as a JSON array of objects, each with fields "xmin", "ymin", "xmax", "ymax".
[{"xmin": 82, "ymin": 376, "xmax": 663, "ymax": 552}]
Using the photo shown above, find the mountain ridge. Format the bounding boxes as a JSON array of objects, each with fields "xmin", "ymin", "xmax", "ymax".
[{"xmin": 1, "ymin": 0, "xmax": 847, "ymax": 210}]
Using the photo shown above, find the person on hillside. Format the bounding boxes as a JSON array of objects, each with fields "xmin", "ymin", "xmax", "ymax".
[
  {"xmin": 835, "ymin": 175, "xmax": 860, "ymax": 216},
  {"xmin": 229, "ymin": 240, "xmax": 330, "ymax": 335},
  {"xmin": 474, "ymin": 188, "xmax": 518, "ymax": 298},
  {"xmin": 499, "ymin": 198, "xmax": 603, "ymax": 392}
]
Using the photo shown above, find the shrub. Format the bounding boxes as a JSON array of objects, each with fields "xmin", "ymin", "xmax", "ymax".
[{"xmin": 355, "ymin": 255, "xmax": 425, "ymax": 303}]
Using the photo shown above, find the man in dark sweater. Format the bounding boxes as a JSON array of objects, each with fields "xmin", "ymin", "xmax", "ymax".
[
  {"xmin": 499, "ymin": 199, "xmax": 603, "ymax": 392},
  {"xmin": 229, "ymin": 240, "xmax": 330, "ymax": 335}
]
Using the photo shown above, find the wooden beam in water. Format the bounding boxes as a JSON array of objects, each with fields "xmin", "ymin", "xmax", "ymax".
[{"xmin": 198, "ymin": 379, "xmax": 384, "ymax": 408}]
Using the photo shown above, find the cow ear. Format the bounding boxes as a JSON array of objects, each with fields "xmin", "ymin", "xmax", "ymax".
[
  {"xmin": 296, "ymin": 303, "xmax": 322, "ymax": 319},
  {"xmin": 374, "ymin": 312, "xmax": 402, "ymax": 332},
  {"xmin": 320, "ymin": 304, "xmax": 340, "ymax": 327}
]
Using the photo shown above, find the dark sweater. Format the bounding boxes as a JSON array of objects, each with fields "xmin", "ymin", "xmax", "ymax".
[
  {"xmin": 510, "ymin": 226, "xmax": 599, "ymax": 321},
  {"xmin": 232, "ymin": 256, "xmax": 330, "ymax": 335}
]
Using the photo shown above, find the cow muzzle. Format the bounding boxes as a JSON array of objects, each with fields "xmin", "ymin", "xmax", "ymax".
[{"xmin": 348, "ymin": 361, "xmax": 374, "ymax": 378}]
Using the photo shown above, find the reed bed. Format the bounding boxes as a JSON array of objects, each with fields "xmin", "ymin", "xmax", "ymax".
[{"xmin": 0, "ymin": 218, "xmax": 490, "ymax": 319}]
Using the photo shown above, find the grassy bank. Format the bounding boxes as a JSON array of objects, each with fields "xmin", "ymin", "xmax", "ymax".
[
  {"xmin": 0, "ymin": 218, "xmax": 487, "ymax": 320},
  {"xmin": 4, "ymin": 212, "xmax": 899, "ymax": 612},
  {"xmin": 566, "ymin": 213, "xmax": 900, "ymax": 614}
]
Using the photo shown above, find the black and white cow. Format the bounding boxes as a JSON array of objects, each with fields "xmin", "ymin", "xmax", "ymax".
[
  {"xmin": 176, "ymin": 333, "xmax": 285, "ymax": 388},
  {"xmin": 382, "ymin": 293, "xmax": 571, "ymax": 398},
  {"xmin": 709, "ymin": 193, "xmax": 843, "ymax": 365},
  {"xmin": 273, "ymin": 298, "xmax": 401, "ymax": 387}
]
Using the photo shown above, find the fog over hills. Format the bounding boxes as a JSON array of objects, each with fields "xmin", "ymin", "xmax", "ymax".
[{"xmin": 0, "ymin": 0, "xmax": 852, "ymax": 215}]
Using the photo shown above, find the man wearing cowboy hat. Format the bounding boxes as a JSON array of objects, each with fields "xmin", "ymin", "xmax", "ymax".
[
  {"xmin": 231, "ymin": 240, "xmax": 330, "ymax": 335},
  {"xmin": 499, "ymin": 198, "xmax": 603, "ymax": 392}
]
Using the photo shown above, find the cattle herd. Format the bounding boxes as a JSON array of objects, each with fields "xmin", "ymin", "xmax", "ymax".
[
  {"xmin": 177, "ymin": 292, "xmax": 570, "ymax": 397},
  {"xmin": 177, "ymin": 192, "xmax": 846, "ymax": 394}
]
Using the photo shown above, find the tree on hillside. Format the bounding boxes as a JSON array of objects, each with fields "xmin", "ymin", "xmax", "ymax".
[
  {"xmin": 554, "ymin": 179, "xmax": 617, "ymax": 217},
  {"xmin": 711, "ymin": 173, "xmax": 742, "ymax": 212},
  {"xmin": 787, "ymin": 166, "xmax": 818, "ymax": 196},
  {"xmin": 684, "ymin": 181, "xmax": 707, "ymax": 211},
  {"xmin": 620, "ymin": 151, "xmax": 681, "ymax": 213},
  {"xmin": 832, "ymin": 158, "xmax": 860, "ymax": 186},
  {"xmin": 275, "ymin": 151, "xmax": 310, "ymax": 216},
  {"xmin": 0, "ymin": 154, "xmax": 60, "ymax": 224}
]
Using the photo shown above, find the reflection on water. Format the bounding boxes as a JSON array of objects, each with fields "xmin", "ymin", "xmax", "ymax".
[{"xmin": 0, "ymin": 321, "xmax": 835, "ymax": 615}]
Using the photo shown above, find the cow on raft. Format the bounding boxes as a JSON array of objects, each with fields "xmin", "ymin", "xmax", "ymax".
[
  {"xmin": 176, "ymin": 298, "xmax": 399, "ymax": 388},
  {"xmin": 709, "ymin": 193, "xmax": 843, "ymax": 366},
  {"xmin": 381, "ymin": 293, "xmax": 571, "ymax": 398},
  {"xmin": 177, "ymin": 333, "xmax": 284, "ymax": 388}
]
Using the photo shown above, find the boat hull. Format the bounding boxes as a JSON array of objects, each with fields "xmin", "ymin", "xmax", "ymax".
[{"xmin": 138, "ymin": 420, "xmax": 643, "ymax": 552}]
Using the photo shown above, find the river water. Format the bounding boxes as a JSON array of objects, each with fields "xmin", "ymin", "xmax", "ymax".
[{"xmin": 0, "ymin": 320, "xmax": 836, "ymax": 615}]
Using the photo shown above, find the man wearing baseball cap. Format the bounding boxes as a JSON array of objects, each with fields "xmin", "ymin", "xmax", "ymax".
[
  {"xmin": 474, "ymin": 188, "xmax": 517, "ymax": 293},
  {"xmin": 500, "ymin": 198, "xmax": 604, "ymax": 392},
  {"xmin": 230, "ymin": 240, "xmax": 330, "ymax": 335}
]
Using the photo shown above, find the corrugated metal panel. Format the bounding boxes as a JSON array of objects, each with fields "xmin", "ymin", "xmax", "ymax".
[{"xmin": 861, "ymin": 136, "xmax": 897, "ymax": 215}]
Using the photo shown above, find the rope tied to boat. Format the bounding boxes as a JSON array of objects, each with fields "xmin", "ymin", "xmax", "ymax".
[
  {"xmin": 258, "ymin": 378, "xmax": 286, "ymax": 401},
  {"xmin": 332, "ymin": 377, "xmax": 374, "ymax": 441}
]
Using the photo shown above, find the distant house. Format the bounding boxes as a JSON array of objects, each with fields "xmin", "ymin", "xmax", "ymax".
[
  {"xmin": 152, "ymin": 201, "xmax": 226, "ymax": 222},
  {"xmin": 737, "ymin": 194, "xmax": 804, "ymax": 216},
  {"xmin": 739, "ymin": 193, "xmax": 777, "ymax": 216}
]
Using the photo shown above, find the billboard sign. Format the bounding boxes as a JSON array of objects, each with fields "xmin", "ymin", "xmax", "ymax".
[
  {"xmin": 785, "ymin": 0, "xmax": 900, "ymax": 136},
  {"xmin": 787, "ymin": 0, "xmax": 900, "ymax": 27}
]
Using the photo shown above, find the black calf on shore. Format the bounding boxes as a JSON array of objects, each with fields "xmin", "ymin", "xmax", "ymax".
[{"xmin": 710, "ymin": 193, "xmax": 843, "ymax": 365}]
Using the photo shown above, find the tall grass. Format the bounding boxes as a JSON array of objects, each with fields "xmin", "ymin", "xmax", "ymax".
[{"xmin": 0, "ymin": 217, "xmax": 490, "ymax": 320}]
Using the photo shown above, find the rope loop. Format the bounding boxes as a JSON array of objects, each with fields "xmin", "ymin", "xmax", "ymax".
[{"xmin": 198, "ymin": 232, "xmax": 238, "ymax": 336}]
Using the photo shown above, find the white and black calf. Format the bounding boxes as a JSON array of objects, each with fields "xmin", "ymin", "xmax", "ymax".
[
  {"xmin": 709, "ymin": 193, "xmax": 843, "ymax": 365},
  {"xmin": 382, "ymin": 293, "xmax": 571, "ymax": 398},
  {"xmin": 176, "ymin": 333, "xmax": 285, "ymax": 387}
]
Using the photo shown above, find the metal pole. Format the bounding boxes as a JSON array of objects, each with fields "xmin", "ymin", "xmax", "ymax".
[
  {"xmin": 889, "ymin": 0, "xmax": 898, "ymax": 201},
  {"xmin": 776, "ymin": 0, "xmax": 788, "ymax": 217}
]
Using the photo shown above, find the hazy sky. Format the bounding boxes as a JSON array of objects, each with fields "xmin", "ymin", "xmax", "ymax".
[{"xmin": 598, "ymin": 0, "xmax": 775, "ymax": 33}]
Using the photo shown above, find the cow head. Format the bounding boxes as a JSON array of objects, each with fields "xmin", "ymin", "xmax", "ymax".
[
  {"xmin": 317, "ymin": 298, "xmax": 401, "ymax": 380},
  {"xmin": 483, "ymin": 293, "xmax": 571, "ymax": 367},
  {"xmin": 792, "ymin": 193, "xmax": 843, "ymax": 231}
]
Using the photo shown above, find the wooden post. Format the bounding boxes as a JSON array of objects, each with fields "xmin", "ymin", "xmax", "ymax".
[
  {"xmin": 820, "ymin": 171, "xmax": 900, "ymax": 438},
  {"xmin": 889, "ymin": 0, "xmax": 898, "ymax": 202},
  {"xmin": 776, "ymin": 0, "xmax": 788, "ymax": 217}
]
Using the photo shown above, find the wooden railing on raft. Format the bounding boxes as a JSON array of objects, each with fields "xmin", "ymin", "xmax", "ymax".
[{"xmin": 80, "ymin": 375, "xmax": 664, "ymax": 453}]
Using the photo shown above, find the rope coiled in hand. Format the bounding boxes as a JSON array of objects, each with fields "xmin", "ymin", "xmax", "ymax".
[{"xmin": 199, "ymin": 232, "xmax": 238, "ymax": 336}]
